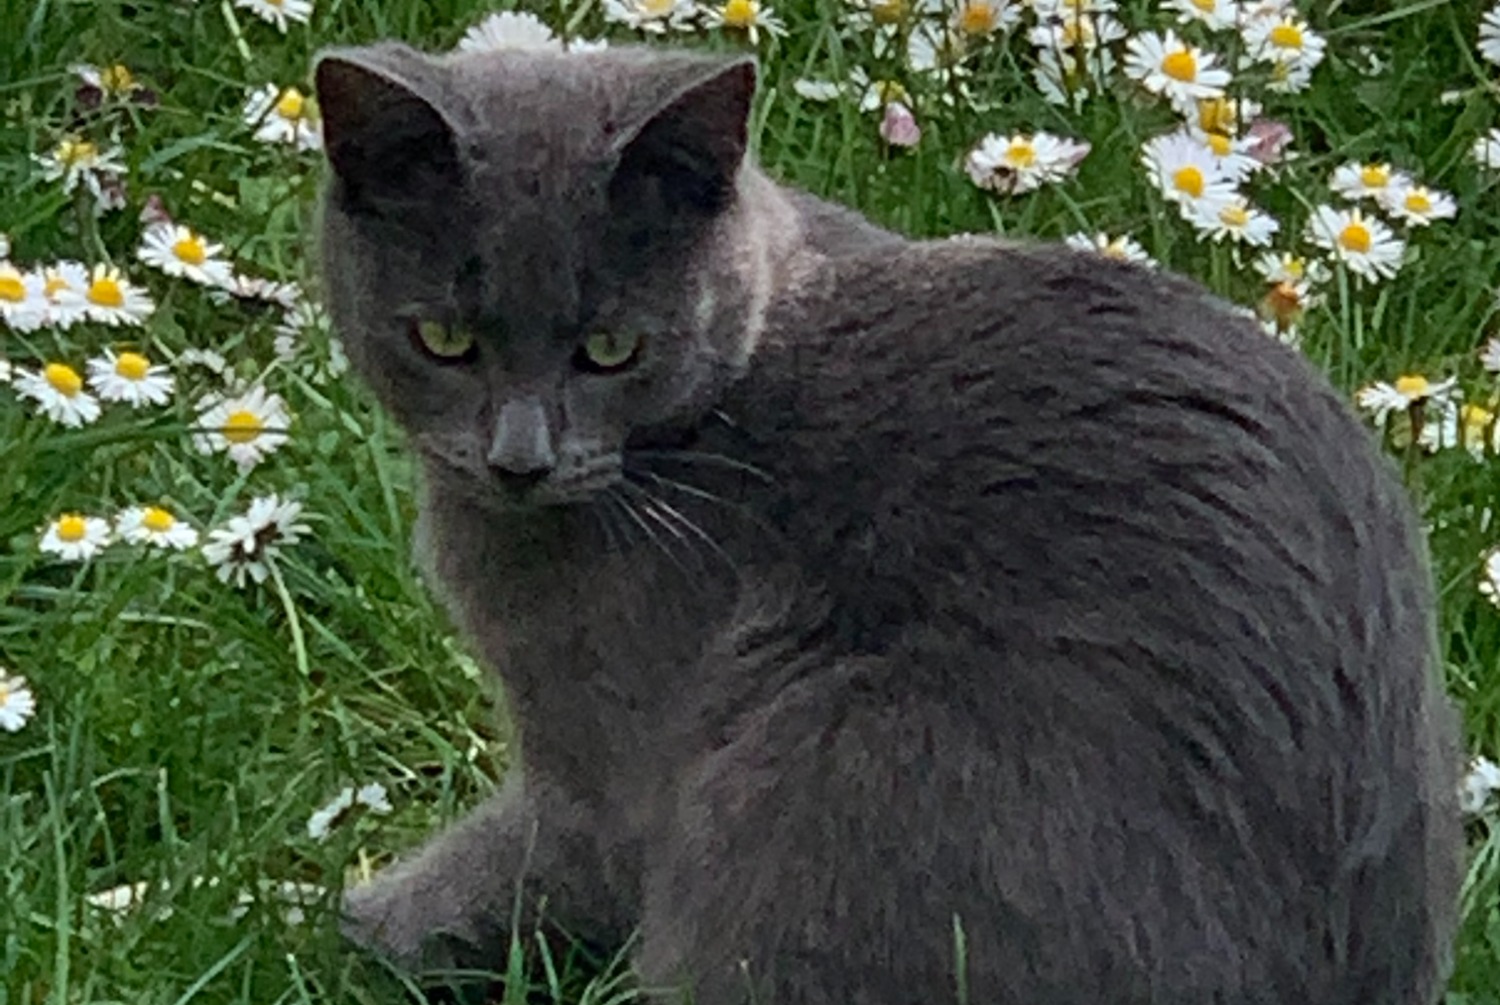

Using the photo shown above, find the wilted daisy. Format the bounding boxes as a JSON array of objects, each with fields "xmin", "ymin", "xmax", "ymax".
[
  {"xmin": 1480, "ymin": 3, "xmax": 1500, "ymax": 65},
  {"xmin": 1355, "ymin": 374, "xmax": 1458, "ymax": 425},
  {"xmin": 1140, "ymin": 131, "xmax": 1238, "ymax": 219},
  {"xmin": 1329, "ymin": 161, "xmax": 1410, "ymax": 203},
  {"xmin": 1166, "ymin": 0, "xmax": 1240, "ymax": 30},
  {"xmin": 0, "ymin": 262, "xmax": 48, "ymax": 332},
  {"xmin": 234, "ymin": 0, "xmax": 313, "ymax": 32},
  {"xmin": 1256, "ymin": 279, "xmax": 1319, "ymax": 341},
  {"xmin": 86, "ymin": 349, "xmax": 175, "ymax": 407},
  {"xmin": 0, "ymin": 673, "xmax": 36, "ymax": 733},
  {"xmin": 1306, "ymin": 206, "xmax": 1405, "ymax": 282},
  {"xmin": 33, "ymin": 136, "xmax": 127, "ymax": 200},
  {"xmin": 13, "ymin": 363, "xmax": 103, "ymax": 427},
  {"xmin": 201, "ymin": 494, "xmax": 310, "ymax": 588},
  {"xmin": 1461, "ymin": 755, "xmax": 1500, "ymax": 814},
  {"xmin": 1475, "ymin": 127, "xmax": 1500, "ymax": 170},
  {"xmin": 116, "ymin": 505, "xmax": 200, "ymax": 550},
  {"xmin": 879, "ymin": 102, "xmax": 922, "ymax": 148},
  {"xmin": 242, "ymin": 84, "xmax": 322, "ymax": 152},
  {"xmin": 39, "ymin": 260, "xmax": 91, "ymax": 328},
  {"xmin": 1064, "ymin": 232, "xmax": 1157, "ymax": 267},
  {"xmin": 965, "ymin": 132, "xmax": 1089, "ymax": 194},
  {"xmin": 1195, "ymin": 196, "xmax": 1280, "ymax": 246},
  {"xmin": 1376, "ymin": 183, "xmax": 1457, "ymax": 227},
  {"xmin": 603, "ymin": 0, "xmax": 699, "ymax": 32},
  {"xmin": 194, "ymin": 385, "xmax": 291, "ymax": 472},
  {"xmin": 39, "ymin": 513, "xmax": 112, "ymax": 562},
  {"xmin": 1123, "ymin": 30, "xmax": 1231, "ymax": 111},
  {"xmin": 137, "ymin": 223, "xmax": 234, "ymax": 287},
  {"xmin": 83, "ymin": 264, "xmax": 154, "ymax": 326},
  {"xmin": 456, "ymin": 10, "xmax": 561, "ymax": 52},
  {"xmin": 703, "ymin": 0, "xmax": 785, "ymax": 42}
]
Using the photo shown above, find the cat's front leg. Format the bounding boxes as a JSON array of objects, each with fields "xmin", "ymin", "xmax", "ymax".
[{"xmin": 342, "ymin": 773, "xmax": 630, "ymax": 976}]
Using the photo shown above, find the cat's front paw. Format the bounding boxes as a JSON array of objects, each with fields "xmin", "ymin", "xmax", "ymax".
[{"xmin": 341, "ymin": 875, "xmax": 496, "ymax": 978}]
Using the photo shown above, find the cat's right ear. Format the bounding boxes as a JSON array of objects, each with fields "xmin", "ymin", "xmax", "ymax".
[{"xmin": 314, "ymin": 44, "xmax": 462, "ymax": 216}]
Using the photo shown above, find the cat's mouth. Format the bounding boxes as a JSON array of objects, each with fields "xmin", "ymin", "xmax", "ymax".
[{"xmin": 492, "ymin": 459, "xmax": 623, "ymax": 509}]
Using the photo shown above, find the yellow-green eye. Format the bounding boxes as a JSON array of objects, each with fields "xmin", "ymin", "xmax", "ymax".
[
  {"xmin": 410, "ymin": 319, "xmax": 476, "ymax": 361},
  {"xmin": 576, "ymin": 331, "xmax": 642, "ymax": 373}
]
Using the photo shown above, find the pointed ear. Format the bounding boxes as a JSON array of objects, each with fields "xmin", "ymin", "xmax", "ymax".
[
  {"xmin": 314, "ymin": 45, "xmax": 462, "ymax": 215},
  {"xmin": 610, "ymin": 57, "xmax": 757, "ymax": 222}
]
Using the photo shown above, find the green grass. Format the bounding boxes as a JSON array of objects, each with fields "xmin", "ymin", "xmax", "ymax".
[{"xmin": 2, "ymin": 0, "xmax": 1499, "ymax": 1002}]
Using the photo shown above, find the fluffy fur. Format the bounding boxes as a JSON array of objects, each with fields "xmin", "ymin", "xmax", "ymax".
[{"xmin": 314, "ymin": 40, "xmax": 1462, "ymax": 1005}]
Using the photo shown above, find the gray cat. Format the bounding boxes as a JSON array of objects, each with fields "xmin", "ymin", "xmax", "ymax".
[{"xmin": 313, "ymin": 39, "xmax": 1462, "ymax": 1005}]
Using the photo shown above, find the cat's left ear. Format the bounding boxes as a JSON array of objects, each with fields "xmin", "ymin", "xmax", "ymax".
[{"xmin": 610, "ymin": 56, "xmax": 757, "ymax": 220}]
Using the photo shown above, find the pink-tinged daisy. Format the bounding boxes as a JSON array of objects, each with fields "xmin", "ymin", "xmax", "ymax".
[
  {"xmin": 193, "ymin": 384, "xmax": 292, "ymax": 472},
  {"xmin": 86, "ymin": 349, "xmax": 175, "ymax": 407},
  {"xmin": 83, "ymin": 264, "xmax": 154, "ymax": 326},
  {"xmin": 1375, "ymin": 183, "xmax": 1457, "ymax": 227},
  {"xmin": 137, "ymin": 223, "xmax": 235, "ymax": 287},
  {"xmin": 879, "ymin": 102, "xmax": 922, "ymax": 148},
  {"xmin": 1123, "ymin": 30, "xmax": 1232, "ymax": 111},
  {"xmin": 1064, "ymin": 232, "xmax": 1158, "ymax": 268},
  {"xmin": 116, "ymin": 505, "xmax": 200, "ymax": 550},
  {"xmin": 965, "ymin": 132, "xmax": 1090, "ymax": 194},
  {"xmin": 233, "ymin": 0, "xmax": 313, "ymax": 32},
  {"xmin": 242, "ymin": 85, "xmax": 323, "ymax": 152},
  {"xmin": 39, "ymin": 260, "xmax": 91, "ymax": 328},
  {"xmin": 12, "ymin": 362, "xmax": 103, "ymax": 427},
  {"xmin": 0, "ymin": 672, "xmax": 36, "ymax": 732},
  {"xmin": 0, "ymin": 262, "xmax": 48, "ymax": 332},
  {"xmin": 39, "ymin": 513, "xmax": 112, "ymax": 562},
  {"xmin": 201, "ymin": 494, "xmax": 310, "ymax": 588},
  {"xmin": 1305, "ymin": 206, "xmax": 1405, "ymax": 282}
]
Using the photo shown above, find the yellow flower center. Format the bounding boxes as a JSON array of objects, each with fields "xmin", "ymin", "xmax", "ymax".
[
  {"xmin": 1394, "ymin": 375, "xmax": 1430, "ymax": 399},
  {"xmin": 1205, "ymin": 132, "xmax": 1232, "ymax": 157},
  {"xmin": 88, "ymin": 276, "xmax": 125, "ymax": 308},
  {"xmin": 115, "ymin": 352, "xmax": 151, "ymax": 381},
  {"xmin": 1268, "ymin": 21, "xmax": 1303, "ymax": 49},
  {"xmin": 1403, "ymin": 190, "xmax": 1432, "ymax": 214},
  {"xmin": 1357, "ymin": 164, "xmax": 1388, "ymax": 189},
  {"xmin": 1161, "ymin": 49, "xmax": 1198, "ymax": 82},
  {"xmin": 1338, "ymin": 221, "xmax": 1372, "ymax": 254},
  {"xmin": 1172, "ymin": 166, "xmax": 1205, "ymax": 197},
  {"xmin": 222, "ymin": 410, "xmax": 265, "ymax": 444},
  {"xmin": 43, "ymin": 274, "xmax": 71, "ymax": 299},
  {"xmin": 1059, "ymin": 19, "xmax": 1089, "ymax": 46},
  {"xmin": 56, "ymin": 138, "xmax": 100, "ymax": 167},
  {"xmin": 142, "ymin": 507, "xmax": 176, "ymax": 533},
  {"xmin": 1219, "ymin": 204, "xmax": 1249, "ymax": 227},
  {"xmin": 1101, "ymin": 241, "xmax": 1131, "ymax": 261},
  {"xmin": 1190, "ymin": 0, "xmax": 1215, "ymax": 9},
  {"xmin": 276, "ymin": 88, "xmax": 306, "ymax": 120},
  {"xmin": 45, "ymin": 363, "xmax": 83, "ymax": 398},
  {"xmin": 0, "ymin": 273, "xmax": 24, "ymax": 303},
  {"xmin": 1004, "ymin": 139, "xmax": 1037, "ymax": 168},
  {"xmin": 874, "ymin": 79, "xmax": 910, "ymax": 105},
  {"xmin": 267, "ymin": 0, "xmax": 284, "ymax": 6},
  {"xmin": 173, "ymin": 234, "xmax": 208, "ymax": 266},
  {"xmin": 1281, "ymin": 256, "xmax": 1306, "ymax": 279},
  {"xmin": 100, "ymin": 64, "xmax": 135, "ymax": 93},
  {"xmin": 1196, "ymin": 97, "xmax": 1236, "ymax": 134},
  {"xmin": 957, "ymin": 1, "xmax": 997, "ymax": 34},
  {"xmin": 57, "ymin": 515, "xmax": 88, "ymax": 543},
  {"xmin": 721, "ymin": 0, "xmax": 757, "ymax": 27}
]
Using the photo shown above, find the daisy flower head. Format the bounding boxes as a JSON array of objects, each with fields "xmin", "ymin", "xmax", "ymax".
[
  {"xmin": 86, "ymin": 349, "xmax": 175, "ymax": 407},
  {"xmin": 83, "ymin": 264, "xmax": 154, "ymax": 326},
  {"xmin": 1461, "ymin": 755, "xmax": 1500, "ymax": 814},
  {"xmin": 964, "ymin": 132, "xmax": 1090, "ymax": 194},
  {"xmin": 116, "ymin": 505, "xmax": 200, "ymax": 550},
  {"xmin": 33, "ymin": 136, "xmax": 127, "ymax": 200},
  {"xmin": 1193, "ymin": 95, "xmax": 1262, "ymax": 139},
  {"xmin": 0, "ymin": 262, "xmax": 48, "ymax": 333},
  {"xmin": 1305, "ymin": 205, "xmax": 1405, "ymax": 282},
  {"xmin": 1480, "ymin": 4, "xmax": 1500, "ymax": 66},
  {"xmin": 1064, "ymin": 232, "xmax": 1157, "ymax": 268},
  {"xmin": 137, "ymin": 223, "xmax": 234, "ymax": 287},
  {"xmin": 72, "ymin": 62, "xmax": 147, "ymax": 101},
  {"xmin": 13, "ymin": 362, "xmax": 102, "ymax": 427},
  {"xmin": 1256, "ymin": 278, "xmax": 1319, "ymax": 339},
  {"xmin": 456, "ymin": 10, "xmax": 561, "ymax": 52},
  {"xmin": 0, "ymin": 673, "xmax": 36, "ymax": 733},
  {"xmin": 603, "ymin": 0, "xmax": 699, "ymax": 33},
  {"xmin": 242, "ymin": 84, "xmax": 322, "ymax": 152},
  {"xmin": 39, "ymin": 260, "xmax": 91, "ymax": 329},
  {"xmin": 234, "ymin": 0, "xmax": 313, "ymax": 32},
  {"xmin": 1253, "ymin": 250, "xmax": 1329, "ymax": 287},
  {"xmin": 1193, "ymin": 195, "xmax": 1280, "ymax": 246},
  {"xmin": 1354, "ymin": 374, "xmax": 1458, "ymax": 425},
  {"xmin": 1184, "ymin": 127, "xmax": 1260, "ymax": 184},
  {"xmin": 1482, "ymin": 548, "xmax": 1500, "ymax": 610},
  {"xmin": 704, "ymin": 0, "xmax": 786, "ymax": 43},
  {"xmin": 1329, "ymin": 161, "xmax": 1411, "ymax": 203},
  {"xmin": 1242, "ymin": 15, "xmax": 1326, "ymax": 77},
  {"xmin": 1123, "ymin": 30, "xmax": 1231, "ymax": 112},
  {"xmin": 201, "ymin": 494, "xmax": 310, "ymax": 588},
  {"xmin": 851, "ymin": 72, "xmax": 912, "ymax": 114},
  {"xmin": 194, "ymin": 385, "xmax": 292, "ymax": 472},
  {"xmin": 950, "ymin": 0, "xmax": 1019, "ymax": 38},
  {"xmin": 1421, "ymin": 403, "xmax": 1499, "ymax": 459},
  {"xmin": 1140, "ymin": 131, "xmax": 1238, "ymax": 219},
  {"xmin": 1375, "ymin": 183, "xmax": 1457, "ymax": 228},
  {"xmin": 39, "ymin": 512, "xmax": 112, "ymax": 562},
  {"xmin": 1475, "ymin": 127, "xmax": 1500, "ymax": 171},
  {"xmin": 1166, "ymin": 0, "xmax": 1240, "ymax": 31}
]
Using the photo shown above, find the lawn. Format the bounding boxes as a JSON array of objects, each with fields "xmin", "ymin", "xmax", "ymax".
[{"xmin": 2, "ymin": 0, "xmax": 1500, "ymax": 1002}]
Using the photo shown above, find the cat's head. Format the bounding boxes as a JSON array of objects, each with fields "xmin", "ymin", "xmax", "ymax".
[{"xmin": 315, "ymin": 42, "xmax": 774, "ymax": 508}]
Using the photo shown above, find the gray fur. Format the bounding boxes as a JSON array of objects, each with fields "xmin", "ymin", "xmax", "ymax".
[{"xmin": 314, "ymin": 41, "xmax": 1462, "ymax": 1005}]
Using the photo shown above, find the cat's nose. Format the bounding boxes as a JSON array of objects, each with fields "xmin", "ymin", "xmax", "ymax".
[{"xmin": 487, "ymin": 395, "xmax": 556, "ymax": 479}]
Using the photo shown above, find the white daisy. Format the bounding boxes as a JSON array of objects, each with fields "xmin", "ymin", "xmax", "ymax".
[
  {"xmin": 83, "ymin": 264, "xmax": 155, "ymax": 326},
  {"xmin": 13, "ymin": 362, "xmax": 103, "ymax": 427},
  {"xmin": 1354, "ymin": 374, "xmax": 1458, "ymax": 425},
  {"xmin": 234, "ymin": 0, "xmax": 313, "ymax": 32},
  {"xmin": 0, "ymin": 262, "xmax": 48, "ymax": 332},
  {"xmin": 201, "ymin": 494, "xmax": 311, "ymax": 589},
  {"xmin": 1140, "ymin": 131, "xmax": 1238, "ymax": 219},
  {"xmin": 793, "ymin": 79, "xmax": 843, "ymax": 102},
  {"xmin": 1475, "ymin": 127, "xmax": 1500, "ymax": 170},
  {"xmin": 178, "ymin": 348, "xmax": 230, "ymax": 377},
  {"xmin": 603, "ymin": 0, "xmax": 699, "ymax": 33},
  {"xmin": 194, "ymin": 385, "xmax": 292, "ymax": 472},
  {"xmin": 1329, "ymin": 161, "xmax": 1411, "ymax": 203},
  {"xmin": 455, "ymin": 11, "xmax": 561, "ymax": 52},
  {"xmin": 703, "ymin": 0, "xmax": 786, "ymax": 43},
  {"xmin": 950, "ymin": 0, "xmax": 1019, "ymax": 37},
  {"xmin": 1480, "ymin": 337, "xmax": 1500, "ymax": 374},
  {"xmin": 1480, "ymin": 4, "xmax": 1500, "ymax": 66},
  {"xmin": 1461, "ymin": 755, "xmax": 1500, "ymax": 814},
  {"xmin": 33, "ymin": 136, "xmax": 128, "ymax": 200},
  {"xmin": 137, "ymin": 223, "xmax": 235, "ymax": 287},
  {"xmin": 1242, "ymin": 15, "xmax": 1326, "ymax": 74},
  {"xmin": 1305, "ymin": 205, "xmax": 1406, "ymax": 282},
  {"xmin": 1064, "ymin": 232, "xmax": 1157, "ymax": 267},
  {"xmin": 1179, "ymin": 127, "xmax": 1260, "ymax": 184},
  {"xmin": 115, "ymin": 505, "xmax": 200, "ymax": 550},
  {"xmin": 850, "ymin": 71, "xmax": 912, "ymax": 114},
  {"xmin": 1421, "ymin": 403, "xmax": 1497, "ymax": 459},
  {"xmin": 0, "ymin": 673, "xmax": 37, "ymax": 733},
  {"xmin": 1165, "ymin": 0, "xmax": 1240, "ymax": 30},
  {"xmin": 39, "ymin": 513, "xmax": 112, "ymax": 562},
  {"xmin": 242, "ymin": 84, "xmax": 322, "ymax": 152},
  {"xmin": 39, "ymin": 260, "xmax": 91, "ymax": 328},
  {"xmin": 1123, "ymin": 30, "xmax": 1232, "ymax": 111},
  {"xmin": 1194, "ymin": 196, "xmax": 1280, "ymax": 246},
  {"xmin": 1375, "ymin": 183, "xmax": 1458, "ymax": 227},
  {"xmin": 86, "ymin": 349, "xmax": 175, "ymax": 407},
  {"xmin": 965, "ymin": 132, "xmax": 1090, "ymax": 194},
  {"xmin": 1253, "ymin": 250, "xmax": 1329, "ymax": 286}
]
